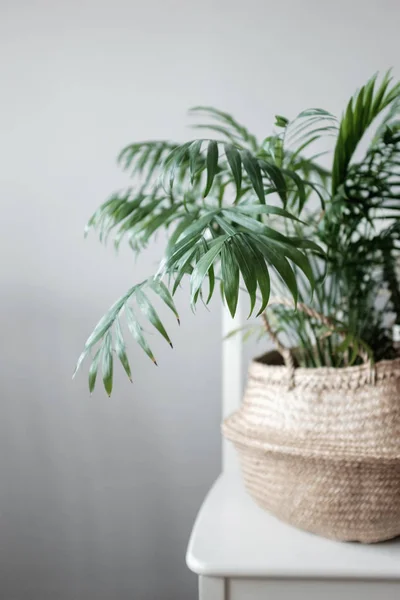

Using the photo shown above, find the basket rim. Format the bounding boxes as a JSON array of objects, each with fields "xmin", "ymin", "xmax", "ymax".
[
  {"xmin": 248, "ymin": 354, "xmax": 400, "ymax": 390},
  {"xmin": 253, "ymin": 352, "xmax": 400, "ymax": 376}
]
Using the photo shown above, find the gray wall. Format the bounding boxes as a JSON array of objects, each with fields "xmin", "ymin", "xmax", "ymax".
[{"xmin": 0, "ymin": 0, "xmax": 399, "ymax": 598}]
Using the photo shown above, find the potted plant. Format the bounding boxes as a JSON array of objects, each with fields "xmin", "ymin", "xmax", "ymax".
[{"xmin": 76, "ymin": 72, "xmax": 400, "ymax": 542}]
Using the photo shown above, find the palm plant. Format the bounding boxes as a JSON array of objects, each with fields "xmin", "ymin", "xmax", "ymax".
[{"xmin": 75, "ymin": 72, "xmax": 400, "ymax": 394}]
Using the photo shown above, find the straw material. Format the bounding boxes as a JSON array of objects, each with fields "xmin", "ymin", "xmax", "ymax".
[{"xmin": 222, "ymin": 353, "xmax": 400, "ymax": 543}]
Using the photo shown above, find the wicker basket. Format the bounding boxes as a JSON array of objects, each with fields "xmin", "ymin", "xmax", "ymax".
[{"xmin": 222, "ymin": 303, "xmax": 400, "ymax": 543}]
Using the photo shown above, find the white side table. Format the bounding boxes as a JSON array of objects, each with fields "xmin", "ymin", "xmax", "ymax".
[
  {"xmin": 187, "ymin": 472, "xmax": 400, "ymax": 600},
  {"xmin": 188, "ymin": 305, "xmax": 400, "ymax": 599}
]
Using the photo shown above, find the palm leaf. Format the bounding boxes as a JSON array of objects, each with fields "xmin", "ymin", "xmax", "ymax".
[
  {"xmin": 224, "ymin": 144, "xmax": 242, "ymax": 199},
  {"xmin": 232, "ymin": 235, "xmax": 257, "ymax": 316},
  {"xmin": 221, "ymin": 241, "xmax": 240, "ymax": 316},
  {"xmin": 241, "ymin": 150, "xmax": 265, "ymax": 203},
  {"xmin": 102, "ymin": 331, "xmax": 114, "ymax": 396},
  {"xmin": 135, "ymin": 289, "xmax": 173, "ymax": 347},
  {"xmin": 114, "ymin": 319, "xmax": 132, "ymax": 381},
  {"xmin": 332, "ymin": 72, "xmax": 400, "ymax": 195},
  {"xmin": 189, "ymin": 140, "xmax": 203, "ymax": 183},
  {"xmin": 204, "ymin": 141, "xmax": 219, "ymax": 197},
  {"xmin": 189, "ymin": 106, "xmax": 258, "ymax": 149},
  {"xmin": 148, "ymin": 278, "xmax": 180, "ymax": 323},
  {"xmin": 190, "ymin": 236, "xmax": 229, "ymax": 303},
  {"xmin": 126, "ymin": 308, "xmax": 157, "ymax": 365},
  {"xmin": 88, "ymin": 348, "xmax": 102, "ymax": 394}
]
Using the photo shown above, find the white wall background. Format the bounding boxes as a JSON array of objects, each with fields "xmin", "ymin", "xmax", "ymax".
[{"xmin": 0, "ymin": 0, "xmax": 399, "ymax": 598}]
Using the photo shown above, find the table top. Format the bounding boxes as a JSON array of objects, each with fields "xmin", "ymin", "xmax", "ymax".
[{"xmin": 186, "ymin": 472, "xmax": 400, "ymax": 579}]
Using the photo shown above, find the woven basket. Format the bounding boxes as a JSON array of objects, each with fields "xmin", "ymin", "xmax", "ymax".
[{"xmin": 222, "ymin": 301, "xmax": 400, "ymax": 543}]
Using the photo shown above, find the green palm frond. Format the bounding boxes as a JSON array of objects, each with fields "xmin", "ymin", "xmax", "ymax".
[
  {"xmin": 74, "ymin": 277, "xmax": 179, "ymax": 395},
  {"xmin": 189, "ymin": 106, "xmax": 258, "ymax": 150},
  {"xmin": 163, "ymin": 139, "xmax": 316, "ymax": 211},
  {"xmin": 76, "ymin": 71, "xmax": 400, "ymax": 394},
  {"xmin": 332, "ymin": 71, "xmax": 400, "ymax": 196},
  {"xmin": 160, "ymin": 206, "xmax": 316, "ymax": 312},
  {"xmin": 118, "ymin": 140, "xmax": 178, "ymax": 183},
  {"xmin": 285, "ymin": 108, "xmax": 338, "ymax": 162}
]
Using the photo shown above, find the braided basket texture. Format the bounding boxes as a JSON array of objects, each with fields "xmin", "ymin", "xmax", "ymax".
[{"xmin": 222, "ymin": 354, "xmax": 400, "ymax": 543}]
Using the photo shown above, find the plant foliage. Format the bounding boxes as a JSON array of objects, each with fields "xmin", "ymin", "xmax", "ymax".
[{"xmin": 76, "ymin": 71, "xmax": 400, "ymax": 393}]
